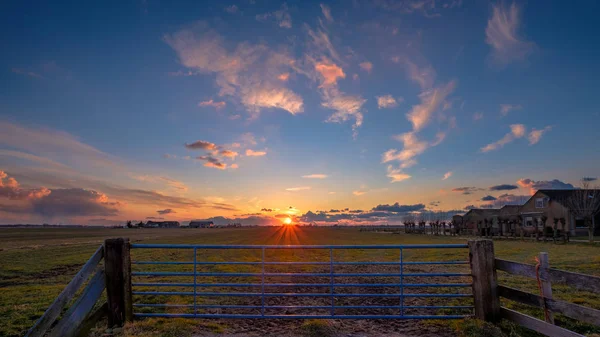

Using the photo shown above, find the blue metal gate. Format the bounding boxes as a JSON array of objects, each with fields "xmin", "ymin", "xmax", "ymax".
[{"xmin": 130, "ymin": 244, "xmax": 473, "ymax": 319}]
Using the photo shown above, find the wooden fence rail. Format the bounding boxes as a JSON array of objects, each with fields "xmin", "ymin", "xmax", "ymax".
[
  {"xmin": 25, "ymin": 245, "xmax": 105, "ymax": 337},
  {"xmin": 484, "ymin": 243, "xmax": 600, "ymax": 337}
]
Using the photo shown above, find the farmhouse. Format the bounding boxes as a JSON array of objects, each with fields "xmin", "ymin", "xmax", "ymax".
[
  {"xmin": 189, "ymin": 220, "xmax": 214, "ymax": 228},
  {"xmin": 144, "ymin": 221, "xmax": 180, "ymax": 228},
  {"xmin": 519, "ymin": 189, "xmax": 600, "ymax": 236}
]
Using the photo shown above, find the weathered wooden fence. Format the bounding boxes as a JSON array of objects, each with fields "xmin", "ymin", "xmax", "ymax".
[
  {"xmin": 470, "ymin": 239, "xmax": 600, "ymax": 337},
  {"xmin": 24, "ymin": 238, "xmax": 132, "ymax": 337},
  {"xmin": 24, "ymin": 238, "xmax": 600, "ymax": 337}
]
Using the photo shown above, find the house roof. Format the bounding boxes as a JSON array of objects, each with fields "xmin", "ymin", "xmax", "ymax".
[
  {"xmin": 536, "ymin": 189, "xmax": 579, "ymax": 201},
  {"xmin": 464, "ymin": 208, "xmax": 500, "ymax": 217},
  {"xmin": 499, "ymin": 205, "xmax": 521, "ymax": 215}
]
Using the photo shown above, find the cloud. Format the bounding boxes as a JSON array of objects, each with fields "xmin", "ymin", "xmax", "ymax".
[
  {"xmin": 164, "ymin": 22, "xmax": 303, "ymax": 117},
  {"xmin": 0, "ymin": 170, "xmax": 50, "ymax": 200},
  {"xmin": 278, "ymin": 73, "xmax": 290, "ymax": 81},
  {"xmin": 488, "ymin": 184, "xmax": 518, "ymax": 192},
  {"xmin": 485, "ymin": 2, "xmax": 536, "ymax": 66},
  {"xmin": 517, "ymin": 178, "xmax": 575, "ymax": 194},
  {"xmin": 442, "ymin": 171, "xmax": 452, "ymax": 180},
  {"xmin": 377, "ymin": 95, "xmax": 402, "ymax": 109},
  {"xmin": 245, "ymin": 149, "xmax": 267, "ymax": 157},
  {"xmin": 359, "ymin": 61, "xmax": 373, "ymax": 73},
  {"xmin": 500, "ymin": 104, "xmax": 522, "ymax": 116},
  {"xmin": 352, "ymin": 190, "xmax": 366, "ymax": 196},
  {"xmin": 29, "ymin": 188, "xmax": 120, "ymax": 217},
  {"xmin": 12, "ymin": 68, "xmax": 43, "ymax": 79},
  {"xmin": 256, "ymin": 3, "xmax": 292, "ymax": 28},
  {"xmin": 224, "ymin": 5, "xmax": 238, "ymax": 13},
  {"xmin": 320, "ymin": 3, "xmax": 334, "ymax": 22},
  {"xmin": 473, "ymin": 112, "xmax": 484, "ymax": 121},
  {"xmin": 315, "ymin": 61, "xmax": 346, "ymax": 87},
  {"xmin": 480, "ymin": 124, "xmax": 526, "ymax": 152},
  {"xmin": 219, "ymin": 150, "xmax": 238, "ymax": 158},
  {"xmin": 452, "ymin": 187, "xmax": 480, "ymax": 195},
  {"xmin": 372, "ymin": 202, "xmax": 425, "ymax": 213},
  {"xmin": 196, "ymin": 155, "xmax": 227, "ymax": 169},
  {"xmin": 302, "ymin": 174, "xmax": 328, "ymax": 179},
  {"xmin": 185, "ymin": 140, "xmax": 218, "ymax": 150},
  {"xmin": 404, "ymin": 59, "xmax": 437, "ymax": 90},
  {"xmin": 373, "ymin": 0, "xmax": 462, "ymax": 17},
  {"xmin": 146, "ymin": 217, "xmax": 164, "ymax": 220},
  {"xmin": 131, "ymin": 175, "xmax": 188, "ymax": 192},
  {"xmin": 198, "ymin": 99, "xmax": 226, "ymax": 109},
  {"xmin": 306, "ymin": 28, "xmax": 366, "ymax": 138},
  {"xmin": 0, "ymin": 120, "xmax": 118, "ymax": 171},
  {"xmin": 481, "ymin": 195, "xmax": 497, "ymax": 201},
  {"xmin": 382, "ymin": 132, "xmax": 428, "ymax": 168},
  {"xmin": 157, "ymin": 208, "xmax": 176, "ymax": 215},
  {"xmin": 482, "ymin": 193, "xmax": 529, "ymax": 208},
  {"xmin": 261, "ymin": 208, "xmax": 274, "ymax": 212},
  {"xmin": 407, "ymin": 81, "xmax": 456, "ymax": 131},
  {"xmin": 286, "ymin": 186, "xmax": 311, "ymax": 192},
  {"xmin": 386, "ymin": 165, "xmax": 411, "ymax": 183},
  {"xmin": 528, "ymin": 126, "xmax": 552, "ymax": 145},
  {"xmin": 583, "ymin": 177, "xmax": 598, "ymax": 182}
]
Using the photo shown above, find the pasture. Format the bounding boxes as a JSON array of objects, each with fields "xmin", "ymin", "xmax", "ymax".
[{"xmin": 1, "ymin": 226, "xmax": 600, "ymax": 337}]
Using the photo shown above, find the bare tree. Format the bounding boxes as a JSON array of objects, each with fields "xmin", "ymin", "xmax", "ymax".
[{"xmin": 563, "ymin": 178, "xmax": 600, "ymax": 242}]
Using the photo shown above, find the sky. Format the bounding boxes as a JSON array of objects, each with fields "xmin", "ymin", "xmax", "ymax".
[{"xmin": 1, "ymin": 0, "xmax": 599, "ymax": 226}]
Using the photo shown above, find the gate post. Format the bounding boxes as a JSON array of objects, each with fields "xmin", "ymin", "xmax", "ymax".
[
  {"xmin": 468, "ymin": 239, "xmax": 500, "ymax": 322},
  {"xmin": 104, "ymin": 238, "xmax": 133, "ymax": 328}
]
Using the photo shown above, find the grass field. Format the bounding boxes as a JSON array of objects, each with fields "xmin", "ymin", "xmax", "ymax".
[{"xmin": 1, "ymin": 226, "xmax": 600, "ymax": 337}]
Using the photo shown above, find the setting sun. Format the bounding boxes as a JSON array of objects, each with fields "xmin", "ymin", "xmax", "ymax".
[{"xmin": 283, "ymin": 217, "xmax": 293, "ymax": 225}]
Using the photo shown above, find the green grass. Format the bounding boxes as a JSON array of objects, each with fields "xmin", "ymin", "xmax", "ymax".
[{"xmin": 1, "ymin": 227, "xmax": 600, "ymax": 336}]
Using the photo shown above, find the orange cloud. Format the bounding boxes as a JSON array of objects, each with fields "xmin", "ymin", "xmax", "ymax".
[
  {"xmin": 198, "ymin": 99, "xmax": 226, "ymax": 109},
  {"xmin": 246, "ymin": 149, "xmax": 267, "ymax": 157},
  {"xmin": 220, "ymin": 149, "xmax": 238, "ymax": 158},
  {"xmin": 359, "ymin": 61, "xmax": 373, "ymax": 73},
  {"xmin": 315, "ymin": 61, "xmax": 345, "ymax": 87},
  {"xmin": 278, "ymin": 73, "xmax": 290, "ymax": 81}
]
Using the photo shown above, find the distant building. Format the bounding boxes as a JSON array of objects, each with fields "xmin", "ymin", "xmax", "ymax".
[
  {"xmin": 462, "ymin": 208, "xmax": 500, "ymax": 234},
  {"xmin": 144, "ymin": 221, "xmax": 180, "ymax": 228},
  {"xmin": 189, "ymin": 221, "xmax": 214, "ymax": 228}
]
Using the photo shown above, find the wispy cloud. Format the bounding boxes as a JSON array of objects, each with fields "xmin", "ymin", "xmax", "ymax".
[
  {"xmin": 320, "ymin": 3, "xmax": 334, "ymax": 22},
  {"xmin": 256, "ymin": 3, "xmax": 292, "ymax": 28},
  {"xmin": 246, "ymin": 149, "xmax": 267, "ymax": 157},
  {"xmin": 442, "ymin": 171, "xmax": 452, "ymax": 180},
  {"xmin": 315, "ymin": 60, "xmax": 346, "ymax": 87},
  {"xmin": 407, "ymin": 81, "xmax": 456, "ymax": 131},
  {"xmin": 302, "ymin": 174, "xmax": 328, "ymax": 179},
  {"xmin": 352, "ymin": 190, "xmax": 366, "ymax": 196},
  {"xmin": 219, "ymin": 149, "xmax": 238, "ymax": 158},
  {"xmin": 359, "ymin": 61, "xmax": 373, "ymax": 73},
  {"xmin": 157, "ymin": 208, "xmax": 176, "ymax": 215},
  {"xmin": 480, "ymin": 124, "xmax": 526, "ymax": 152},
  {"xmin": 224, "ymin": 5, "xmax": 239, "ymax": 14},
  {"xmin": 485, "ymin": 2, "xmax": 536, "ymax": 66},
  {"xmin": 12, "ymin": 68, "xmax": 43, "ymax": 79},
  {"xmin": 528, "ymin": 126, "xmax": 552, "ymax": 145},
  {"xmin": 473, "ymin": 112, "xmax": 484, "ymax": 121},
  {"xmin": 198, "ymin": 99, "xmax": 226, "ymax": 109},
  {"xmin": 500, "ymin": 104, "xmax": 522, "ymax": 116},
  {"xmin": 377, "ymin": 95, "xmax": 402, "ymax": 109},
  {"xmin": 490, "ymin": 184, "xmax": 518, "ymax": 191},
  {"xmin": 164, "ymin": 22, "xmax": 303, "ymax": 118},
  {"xmin": 386, "ymin": 165, "xmax": 411, "ymax": 183},
  {"xmin": 131, "ymin": 175, "xmax": 188, "ymax": 192},
  {"xmin": 286, "ymin": 186, "xmax": 311, "ymax": 192}
]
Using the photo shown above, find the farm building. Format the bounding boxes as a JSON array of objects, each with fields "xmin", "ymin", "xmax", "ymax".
[
  {"xmin": 144, "ymin": 221, "xmax": 180, "ymax": 228},
  {"xmin": 519, "ymin": 189, "xmax": 600, "ymax": 236},
  {"xmin": 462, "ymin": 208, "xmax": 500, "ymax": 235},
  {"xmin": 189, "ymin": 221, "xmax": 214, "ymax": 228}
]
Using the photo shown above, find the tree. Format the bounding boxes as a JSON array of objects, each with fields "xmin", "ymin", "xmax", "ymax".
[
  {"xmin": 126, "ymin": 220, "xmax": 133, "ymax": 228},
  {"xmin": 563, "ymin": 179, "xmax": 600, "ymax": 242}
]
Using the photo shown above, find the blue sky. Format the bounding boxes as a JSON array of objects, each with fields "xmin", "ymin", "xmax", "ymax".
[{"xmin": 1, "ymin": 0, "xmax": 599, "ymax": 225}]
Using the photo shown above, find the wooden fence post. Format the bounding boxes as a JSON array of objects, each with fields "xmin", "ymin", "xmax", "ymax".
[
  {"xmin": 469, "ymin": 239, "xmax": 500, "ymax": 322},
  {"xmin": 539, "ymin": 252, "xmax": 555, "ymax": 324},
  {"xmin": 104, "ymin": 238, "xmax": 132, "ymax": 328}
]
